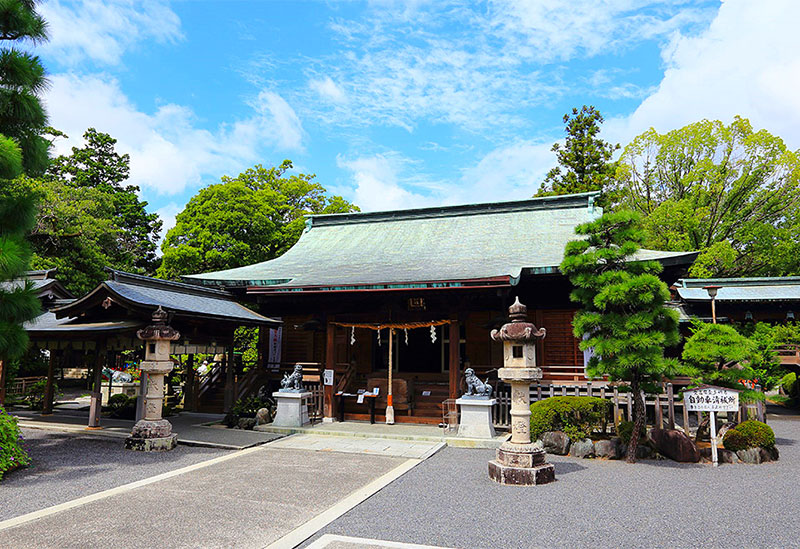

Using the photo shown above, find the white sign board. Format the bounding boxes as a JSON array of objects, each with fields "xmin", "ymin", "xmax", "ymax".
[
  {"xmin": 323, "ymin": 369, "xmax": 334, "ymax": 386},
  {"xmin": 684, "ymin": 387, "xmax": 739, "ymax": 412}
]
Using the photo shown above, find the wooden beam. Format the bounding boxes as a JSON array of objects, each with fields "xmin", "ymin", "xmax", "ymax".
[
  {"xmin": 88, "ymin": 341, "xmax": 106, "ymax": 428},
  {"xmin": 448, "ymin": 319, "xmax": 460, "ymax": 400},
  {"xmin": 224, "ymin": 346, "xmax": 235, "ymax": 413},
  {"xmin": 184, "ymin": 353, "xmax": 195, "ymax": 412},
  {"xmin": 324, "ymin": 321, "xmax": 336, "ymax": 419},
  {"xmin": 0, "ymin": 359, "xmax": 6, "ymax": 407},
  {"xmin": 42, "ymin": 350, "xmax": 57, "ymax": 415}
]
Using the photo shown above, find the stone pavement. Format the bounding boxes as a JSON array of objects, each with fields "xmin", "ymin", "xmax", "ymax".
[
  {"xmin": 12, "ymin": 409, "xmax": 281, "ymax": 449},
  {"xmin": 0, "ymin": 444, "xmax": 415, "ymax": 549},
  {"xmin": 268, "ymin": 433, "xmax": 445, "ymax": 459}
]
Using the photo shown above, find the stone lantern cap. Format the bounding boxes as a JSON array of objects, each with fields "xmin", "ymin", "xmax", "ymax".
[
  {"xmin": 137, "ymin": 306, "xmax": 180, "ymax": 341},
  {"xmin": 490, "ymin": 297, "xmax": 546, "ymax": 343}
]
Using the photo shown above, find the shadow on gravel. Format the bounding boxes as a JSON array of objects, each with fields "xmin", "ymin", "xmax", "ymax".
[
  {"xmin": 552, "ymin": 461, "xmax": 587, "ymax": 475},
  {"xmin": 775, "ymin": 437, "xmax": 795, "ymax": 446}
]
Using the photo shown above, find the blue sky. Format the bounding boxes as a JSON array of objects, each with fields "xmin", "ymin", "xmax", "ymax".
[{"xmin": 34, "ymin": 1, "xmax": 800, "ymax": 246}]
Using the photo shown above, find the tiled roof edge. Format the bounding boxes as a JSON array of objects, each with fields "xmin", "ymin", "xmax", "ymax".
[{"xmin": 307, "ymin": 192, "xmax": 601, "ymax": 227}]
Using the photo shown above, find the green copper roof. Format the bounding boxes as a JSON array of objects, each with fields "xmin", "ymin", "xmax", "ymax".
[
  {"xmin": 676, "ymin": 277, "xmax": 800, "ymax": 302},
  {"xmin": 186, "ymin": 192, "xmax": 695, "ymax": 291}
]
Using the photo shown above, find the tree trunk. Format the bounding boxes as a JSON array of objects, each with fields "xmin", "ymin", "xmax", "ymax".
[{"xmin": 626, "ymin": 378, "xmax": 646, "ymax": 464}]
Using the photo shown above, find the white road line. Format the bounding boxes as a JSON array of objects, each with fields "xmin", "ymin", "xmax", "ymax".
[
  {"xmin": 304, "ymin": 534, "xmax": 454, "ymax": 549},
  {"xmin": 0, "ymin": 445, "xmax": 266, "ymax": 532},
  {"xmin": 265, "ymin": 458, "xmax": 423, "ymax": 549}
]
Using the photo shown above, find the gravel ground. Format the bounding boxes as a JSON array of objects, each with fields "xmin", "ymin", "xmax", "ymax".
[
  {"xmin": 304, "ymin": 414, "xmax": 800, "ymax": 549},
  {"xmin": 1, "ymin": 429, "xmax": 227, "ymax": 521}
]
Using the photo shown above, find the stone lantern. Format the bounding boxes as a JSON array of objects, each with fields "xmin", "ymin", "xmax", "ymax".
[
  {"xmin": 488, "ymin": 297, "xmax": 554, "ymax": 485},
  {"xmin": 125, "ymin": 307, "xmax": 180, "ymax": 451}
]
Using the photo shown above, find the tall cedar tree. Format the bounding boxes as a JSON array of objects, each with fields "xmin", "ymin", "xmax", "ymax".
[
  {"xmin": 537, "ymin": 105, "xmax": 619, "ymax": 199},
  {"xmin": 560, "ymin": 210, "xmax": 683, "ymax": 463},
  {"xmin": 0, "ymin": 0, "xmax": 48, "ymax": 402}
]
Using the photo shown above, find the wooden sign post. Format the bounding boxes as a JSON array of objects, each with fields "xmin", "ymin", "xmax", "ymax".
[{"xmin": 684, "ymin": 385, "xmax": 740, "ymax": 467}]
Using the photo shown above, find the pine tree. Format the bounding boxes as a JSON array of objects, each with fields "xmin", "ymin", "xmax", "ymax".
[
  {"xmin": 0, "ymin": 0, "xmax": 48, "ymax": 403},
  {"xmin": 537, "ymin": 105, "xmax": 619, "ymax": 199},
  {"xmin": 560, "ymin": 210, "xmax": 684, "ymax": 463}
]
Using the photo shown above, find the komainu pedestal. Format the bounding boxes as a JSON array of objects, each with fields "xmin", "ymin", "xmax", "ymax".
[{"xmin": 488, "ymin": 297, "xmax": 555, "ymax": 485}]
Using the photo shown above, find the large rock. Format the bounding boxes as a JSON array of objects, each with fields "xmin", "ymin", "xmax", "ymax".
[
  {"xmin": 737, "ymin": 448, "xmax": 762, "ymax": 464},
  {"xmin": 649, "ymin": 428, "xmax": 700, "ymax": 463},
  {"xmin": 255, "ymin": 407, "xmax": 272, "ymax": 425},
  {"xmin": 237, "ymin": 417, "xmax": 257, "ymax": 430},
  {"xmin": 700, "ymin": 447, "xmax": 739, "ymax": 464},
  {"xmin": 570, "ymin": 438, "xmax": 595, "ymax": 458},
  {"xmin": 594, "ymin": 438, "xmax": 623, "ymax": 459},
  {"xmin": 636, "ymin": 444, "xmax": 654, "ymax": 460},
  {"xmin": 759, "ymin": 446, "xmax": 779, "ymax": 462},
  {"xmin": 542, "ymin": 431, "xmax": 571, "ymax": 455}
]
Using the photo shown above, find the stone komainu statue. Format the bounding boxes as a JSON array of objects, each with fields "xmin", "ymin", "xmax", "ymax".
[
  {"xmin": 280, "ymin": 363, "xmax": 304, "ymax": 392},
  {"xmin": 464, "ymin": 367, "xmax": 492, "ymax": 397}
]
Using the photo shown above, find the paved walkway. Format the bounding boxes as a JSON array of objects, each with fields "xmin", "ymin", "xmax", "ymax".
[
  {"xmin": 12, "ymin": 409, "xmax": 281, "ymax": 449},
  {"xmin": 0, "ymin": 442, "xmax": 417, "ymax": 549},
  {"xmin": 270, "ymin": 433, "xmax": 445, "ymax": 459}
]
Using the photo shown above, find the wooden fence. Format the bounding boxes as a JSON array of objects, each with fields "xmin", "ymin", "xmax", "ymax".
[
  {"xmin": 7, "ymin": 376, "xmax": 47, "ymax": 397},
  {"xmin": 491, "ymin": 381, "xmax": 766, "ymax": 433}
]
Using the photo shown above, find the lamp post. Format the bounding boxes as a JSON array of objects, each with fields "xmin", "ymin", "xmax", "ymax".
[{"xmin": 703, "ymin": 285, "xmax": 721, "ymax": 324}]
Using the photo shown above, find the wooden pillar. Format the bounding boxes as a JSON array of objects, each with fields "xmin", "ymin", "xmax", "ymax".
[
  {"xmin": 223, "ymin": 346, "xmax": 235, "ymax": 413},
  {"xmin": 324, "ymin": 321, "xmax": 336, "ymax": 419},
  {"xmin": 184, "ymin": 353, "xmax": 195, "ymax": 412},
  {"xmin": 88, "ymin": 341, "xmax": 106, "ymax": 429},
  {"xmin": 666, "ymin": 383, "xmax": 676, "ymax": 430},
  {"xmin": 42, "ymin": 350, "xmax": 57, "ymax": 415},
  {"xmin": 0, "ymin": 359, "xmax": 6, "ymax": 406},
  {"xmin": 448, "ymin": 319, "xmax": 460, "ymax": 400}
]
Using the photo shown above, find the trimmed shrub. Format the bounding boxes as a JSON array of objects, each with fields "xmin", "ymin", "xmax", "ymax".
[
  {"xmin": 225, "ymin": 396, "xmax": 275, "ymax": 428},
  {"xmin": 1, "ymin": 406, "xmax": 31, "ymax": 480},
  {"xmin": 616, "ymin": 420, "xmax": 645, "ymax": 445},
  {"xmin": 529, "ymin": 396, "xmax": 610, "ymax": 441},
  {"xmin": 723, "ymin": 420, "xmax": 776, "ymax": 451}
]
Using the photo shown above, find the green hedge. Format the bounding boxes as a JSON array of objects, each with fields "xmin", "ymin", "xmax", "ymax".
[
  {"xmin": 723, "ymin": 420, "xmax": 776, "ymax": 452},
  {"xmin": 616, "ymin": 420, "xmax": 646, "ymax": 445},
  {"xmin": 1, "ymin": 406, "xmax": 31, "ymax": 480},
  {"xmin": 530, "ymin": 396, "xmax": 610, "ymax": 441}
]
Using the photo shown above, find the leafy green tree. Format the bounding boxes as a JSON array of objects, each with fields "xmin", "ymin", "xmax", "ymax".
[
  {"xmin": 611, "ymin": 117, "xmax": 800, "ymax": 277},
  {"xmin": 536, "ymin": 105, "xmax": 619, "ymax": 199},
  {"xmin": 159, "ymin": 160, "xmax": 359, "ymax": 278},
  {"xmin": 0, "ymin": 0, "xmax": 49, "ymax": 176},
  {"xmin": 26, "ymin": 176, "xmax": 119, "ymax": 295},
  {"xmin": 45, "ymin": 128, "xmax": 162, "ymax": 275},
  {"xmin": 560, "ymin": 210, "xmax": 683, "ymax": 463}
]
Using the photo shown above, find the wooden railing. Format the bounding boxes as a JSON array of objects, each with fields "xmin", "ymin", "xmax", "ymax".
[
  {"xmin": 776, "ymin": 345, "xmax": 800, "ymax": 366},
  {"xmin": 492, "ymin": 381, "xmax": 766, "ymax": 432},
  {"xmin": 7, "ymin": 376, "xmax": 46, "ymax": 396}
]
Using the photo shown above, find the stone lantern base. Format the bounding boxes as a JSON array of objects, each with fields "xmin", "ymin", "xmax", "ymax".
[
  {"xmin": 125, "ymin": 418, "xmax": 178, "ymax": 452},
  {"xmin": 488, "ymin": 441, "xmax": 555, "ymax": 485}
]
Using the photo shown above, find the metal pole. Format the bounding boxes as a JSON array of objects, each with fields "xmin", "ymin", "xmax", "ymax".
[
  {"xmin": 386, "ymin": 328, "xmax": 395, "ymax": 424},
  {"xmin": 710, "ymin": 410, "xmax": 718, "ymax": 467},
  {"xmin": 711, "ymin": 297, "xmax": 717, "ymax": 324}
]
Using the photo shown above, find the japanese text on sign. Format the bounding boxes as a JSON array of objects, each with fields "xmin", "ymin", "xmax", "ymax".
[{"xmin": 684, "ymin": 387, "xmax": 739, "ymax": 412}]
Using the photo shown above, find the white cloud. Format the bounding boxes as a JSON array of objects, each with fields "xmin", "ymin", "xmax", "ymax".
[
  {"xmin": 489, "ymin": 0, "xmax": 712, "ymax": 62},
  {"xmin": 455, "ymin": 140, "xmax": 555, "ymax": 204},
  {"xmin": 40, "ymin": 0, "xmax": 183, "ymax": 66},
  {"xmin": 336, "ymin": 154, "xmax": 436, "ymax": 212},
  {"xmin": 46, "ymin": 73, "xmax": 305, "ymax": 196},
  {"xmin": 154, "ymin": 202, "xmax": 182, "ymax": 253},
  {"xmin": 607, "ymin": 0, "xmax": 800, "ymax": 149},
  {"xmin": 309, "ymin": 76, "xmax": 348, "ymax": 104}
]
